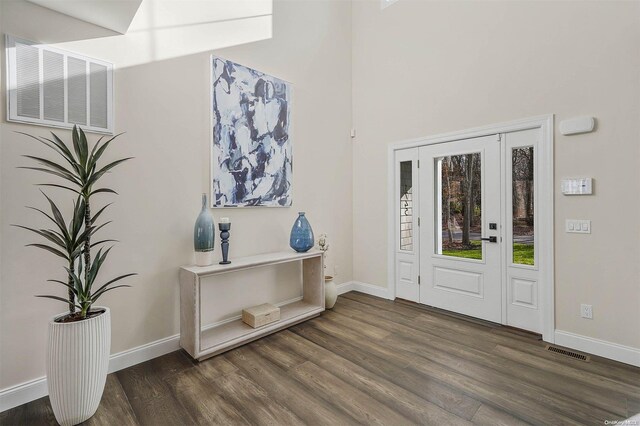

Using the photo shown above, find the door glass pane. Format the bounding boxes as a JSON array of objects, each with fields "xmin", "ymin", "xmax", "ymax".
[
  {"xmin": 436, "ymin": 153, "xmax": 482, "ymax": 259},
  {"xmin": 512, "ymin": 147, "xmax": 534, "ymax": 265},
  {"xmin": 400, "ymin": 161, "xmax": 413, "ymax": 251}
]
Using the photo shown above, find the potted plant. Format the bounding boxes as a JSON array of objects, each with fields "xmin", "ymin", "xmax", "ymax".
[
  {"xmin": 16, "ymin": 126, "xmax": 134, "ymax": 425},
  {"xmin": 318, "ymin": 234, "xmax": 337, "ymax": 309}
]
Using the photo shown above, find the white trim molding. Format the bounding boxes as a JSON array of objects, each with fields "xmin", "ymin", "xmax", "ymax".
[
  {"xmin": 555, "ymin": 330, "xmax": 640, "ymax": 368},
  {"xmin": 0, "ymin": 378, "xmax": 49, "ymax": 414},
  {"xmin": 337, "ymin": 281, "xmax": 392, "ymax": 300},
  {"xmin": 0, "ymin": 334, "xmax": 180, "ymax": 412}
]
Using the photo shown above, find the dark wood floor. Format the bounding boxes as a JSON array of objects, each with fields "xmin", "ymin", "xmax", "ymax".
[{"xmin": 3, "ymin": 292, "xmax": 640, "ymax": 425}]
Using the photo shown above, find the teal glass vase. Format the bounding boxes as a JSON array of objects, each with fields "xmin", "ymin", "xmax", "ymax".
[
  {"xmin": 194, "ymin": 193, "xmax": 215, "ymax": 256},
  {"xmin": 289, "ymin": 212, "xmax": 314, "ymax": 253}
]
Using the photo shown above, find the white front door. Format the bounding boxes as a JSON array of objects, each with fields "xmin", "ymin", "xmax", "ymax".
[
  {"xmin": 419, "ymin": 135, "xmax": 503, "ymax": 323},
  {"xmin": 393, "ymin": 121, "xmax": 549, "ymax": 336}
]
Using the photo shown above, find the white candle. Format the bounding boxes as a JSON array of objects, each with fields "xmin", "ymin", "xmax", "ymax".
[{"xmin": 220, "ymin": 217, "xmax": 230, "ymax": 223}]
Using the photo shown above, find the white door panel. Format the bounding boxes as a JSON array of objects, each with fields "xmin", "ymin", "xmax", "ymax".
[
  {"xmin": 394, "ymin": 148, "xmax": 419, "ymax": 302},
  {"xmin": 419, "ymin": 135, "xmax": 502, "ymax": 323},
  {"xmin": 504, "ymin": 128, "xmax": 541, "ymax": 333}
]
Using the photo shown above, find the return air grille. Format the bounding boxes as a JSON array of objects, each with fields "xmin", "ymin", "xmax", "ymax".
[
  {"xmin": 545, "ymin": 345, "xmax": 591, "ymax": 362},
  {"xmin": 6, "ymin": 35, "xmax": 113, "ymax": 134}
]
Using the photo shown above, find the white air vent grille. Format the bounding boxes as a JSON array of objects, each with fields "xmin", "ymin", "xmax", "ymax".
[
  {"xmin": 43, "ymin": 50, "xmax": 65, "ymax": 122},
  {"xmin": 15, "ymin": 42, "xmax": 40, "ymax": 119},
  {"xmin": 90, "ymin": 62, "xmax": 108, "ymax": 129},
  {"xmin": 6, "ymin": 35, "xmax": 113, "ymax": 134}
]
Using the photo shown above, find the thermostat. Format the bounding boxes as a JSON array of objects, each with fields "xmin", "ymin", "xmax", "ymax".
[{"xmin": 561, "ymin": 178, "xmax": 593, "ymax": 195}]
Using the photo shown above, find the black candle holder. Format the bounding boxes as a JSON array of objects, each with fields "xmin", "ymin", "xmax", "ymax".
[{"xmin": 218, "ymin": 222, "xmax": 231, "ymax": 264}]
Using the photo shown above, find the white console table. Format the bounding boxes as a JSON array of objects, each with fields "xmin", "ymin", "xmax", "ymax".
[{"xmin": 179, "ymin": 250, "xmax": 324, "ymax": 361}]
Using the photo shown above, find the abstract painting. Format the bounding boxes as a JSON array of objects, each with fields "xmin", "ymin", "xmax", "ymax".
[{"xmin": 211, "ymin": 56, "xmax": 292, "ymax": 207}]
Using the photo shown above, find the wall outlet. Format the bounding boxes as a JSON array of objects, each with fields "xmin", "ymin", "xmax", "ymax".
[
  {"xmin": 334, "ymin": 265, "xmax": 339, "ymax": 277},
  {"xmin": 580, "ymin": 304, "xmax": 593, "ymax": 319}
]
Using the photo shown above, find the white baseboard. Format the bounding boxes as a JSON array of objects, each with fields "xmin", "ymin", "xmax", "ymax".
[
  {"xmin": 0, "ymin": 294, "xmax": 312, "ymax": 412},
  {"xmin": 337, "ymin": 280, "xmax": 392, "ymax": 300},
  {"xmin": 0, "ymin": 333, "xmax": 181, "ymax": 412},
  {"xmin": 107, "ymin": 334, "xmax": 180, "ymax": 374},
  {"xmin": 554, "ymin": 330, "xmax": 640, "ymax": 367},
  {"xmin": 336, "ymin": 281, "xmax": 355, "ymax": 295},
  {"xmin": 0, "ymin": 377, "xmax": 49, "ymax": 414}
]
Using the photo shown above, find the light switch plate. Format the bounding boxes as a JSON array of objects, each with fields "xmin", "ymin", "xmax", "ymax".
[{"xmin": 566, "ymin": 219, "xmax": 591, "ymax": 234}]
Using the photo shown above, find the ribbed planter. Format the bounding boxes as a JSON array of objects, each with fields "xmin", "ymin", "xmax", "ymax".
[{"xmin": 47, "ymin": 307, "xmax": 111, "ymax": 426}]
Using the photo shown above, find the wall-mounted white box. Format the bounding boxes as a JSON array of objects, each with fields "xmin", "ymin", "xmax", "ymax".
[
  {"xmin": 566, "ymin": 219, "xmax": 591, "ymax": 234},
  {"xmin": 560, "ymin": 116, "xmax": 595, "ymax": 135},
  {"xmin": 561, "ymin": 178, "xmax": 593, "ymax": 195}
]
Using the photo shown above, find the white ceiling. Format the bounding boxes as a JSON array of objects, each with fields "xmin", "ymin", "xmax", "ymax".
[{"xmin": 26, "ymin": 0, "xmax": 143, "ymax": 34}]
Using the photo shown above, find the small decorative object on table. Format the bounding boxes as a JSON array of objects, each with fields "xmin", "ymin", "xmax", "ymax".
[
  {"xmin": 194, "ymin": 193, "xmax": 215, "ymax": 266},
  {"xmin": 290, "ymin": 212, "xmax": 314, "ymax": 252},
  {"xmin": 219, "ymin": 217, "xmax": 231, "ymax": 265},
  {"xmin": 242, "ymin": 303, "xmax": 281, "ymax": 328},
  {"xmin": 318, "ymin": 233, "xmax": 337, "ymax": 309}
]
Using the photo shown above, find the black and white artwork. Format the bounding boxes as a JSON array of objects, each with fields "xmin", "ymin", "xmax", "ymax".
[{"xmin": 211, "ymin": 56, "xmax": 292, "ymax": 207}]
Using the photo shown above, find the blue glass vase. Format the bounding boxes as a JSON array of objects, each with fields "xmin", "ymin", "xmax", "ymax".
[
  {"xmin": 194, "ymin": 194, "xmax": 215, "ymax": 262},
  {"xmin": 290, "ymin": 212, "xmax": 314, "ymax": 253}
]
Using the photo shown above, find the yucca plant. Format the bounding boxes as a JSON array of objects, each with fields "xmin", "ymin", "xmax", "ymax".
[{"xmin": 17, "ymin": 126, "xmax": 134, "ymax": 320}]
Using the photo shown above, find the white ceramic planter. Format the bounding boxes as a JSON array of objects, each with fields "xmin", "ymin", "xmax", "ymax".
[
  {"xmin": 47, "ymin": 307, "xmax": 111, "ymax": 426},
  {"xmin": 324, "ymin": 276, "xmax": 337, "ymax": 309}
]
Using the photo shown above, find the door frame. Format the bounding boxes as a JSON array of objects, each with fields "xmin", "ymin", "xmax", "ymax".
[{"xmin": 387, "ymin": 115, "xmax": 555, "ymax": 343}]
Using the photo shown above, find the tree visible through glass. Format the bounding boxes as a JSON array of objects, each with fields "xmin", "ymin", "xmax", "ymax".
[
  {"xmin": 512, "ymin": 146, "xmax": 535, "ymax": 265},
  {"xmin": 437, "ymin": 153, "xmax": 483, "ymax": 260}
]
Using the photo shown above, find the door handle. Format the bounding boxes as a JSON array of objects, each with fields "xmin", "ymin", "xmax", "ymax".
[{"xmin": 481, "ymin": 236, "xmax": 497, "ymax": 243}]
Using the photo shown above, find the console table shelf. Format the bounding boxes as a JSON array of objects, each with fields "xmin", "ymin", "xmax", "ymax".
[{"xmin": 179, "ymin": 250, "xmax": 324, "ymax": 361}]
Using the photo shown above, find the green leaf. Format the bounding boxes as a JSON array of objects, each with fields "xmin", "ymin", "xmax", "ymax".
[
  {"xmin": 90, "ymin": 188, "xmax": 119, "ymax": 197},
  {"xmin": 67, "ymin": 265, "xmax": 86, "ymax": 297},
  {"xmin": 91, "ymin": 284, "xmax": 131, "ymax": 302},
  {"xmin": 18, "ymin": 167, "xmax": 81, "ymax": 186},
  {"xmin": 15, "ymin": 132, "xmax": 77, "ymax": 170},
  {"xmin": 48, "ymin": 132, "xmax": 78, "ymax": 165},
  {"xmin": 40, "ymin": 191, "xmax": 71, "ymax": 242},
  {"xmin": 12, "ymin": 225, "xmax": 67, "ymax": 250},
  {"xmin": 77, "ymin": 127, "xmax": 89, "ymax": 167},
  {"xmin": 70, "ymin": 196, "xmax": 86, "ymax": 238},
  {"xmin": 26, "ymin": 206, "xmax": 57, "ymax": 228},
  {"xmin": 91, "ymin": 203, "xmax": 113, "ymax": 223},
  {"xmin": 89, "ymin": 221, "xmax": 112, "ymax": 237},
  {"xmin": 36, "ymin": 295, "xmax": 81, "ymax": 307},
  {"xmin": 87, "ymin": 133, "xmax": 124, "ymax": 171},
  {"xmin": 90, "ymin": 239, "xmax": 118, "ymax": 248},
  {"xmin": 72, "ymin": 126, "xmax": 84, "ymax": 168},
  {"xmin": 87, "ymin": 247, "xmax": 111, "ymax": 291},
  {"xmin": 36, "ymin": 183, "xmax": 81, "ymax": 194},
  {"xmin": 22, "ymin": 155, "xmax": 79, "ymax": 182},
  {"xmin": 90, "ymin": 273, "xmax": 137, "ymax": 297},
  {"xmin": 47, "ymin": 279, "xmax": 79, "ymax": 294},
  {"xmin": 88, "ymin": 135, "xmax": 105, "ymax": 161},
  {"xmin": 26, "ymin": 243, "xmax": 67, "ymax": 259},
  {"xmin": 85, "ymin": 157, "xmax": 133, "ymax": 189}
]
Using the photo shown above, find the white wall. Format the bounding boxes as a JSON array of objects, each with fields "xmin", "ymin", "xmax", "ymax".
[
  {"xmin": 352, "ymin": 0, "xmax": 640, "ymax": 349},
  {"xmin": 0, "ymin": 0, "xmax": 353, "ymax": 391}
]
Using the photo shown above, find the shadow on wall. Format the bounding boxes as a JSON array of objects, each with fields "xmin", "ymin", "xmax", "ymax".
[{"xmin": 1, "ymin": 0, "xmax": 274, "ymax": 68}]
